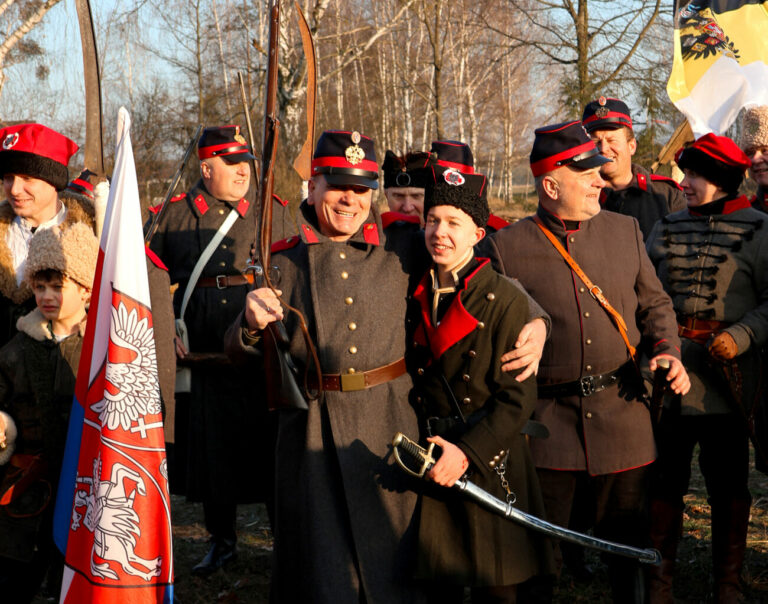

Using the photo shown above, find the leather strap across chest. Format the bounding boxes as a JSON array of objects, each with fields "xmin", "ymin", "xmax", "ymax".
[{"xmin": 532, "ymin": 215, "xmax": 637, "ymax": 363}]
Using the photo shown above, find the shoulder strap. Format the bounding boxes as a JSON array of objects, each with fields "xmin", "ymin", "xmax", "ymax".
[
  {"xmin": 179, "ymin": 208, "xmax": 239, "ymax": 321},
  {"xmin": 532, "ymin": 215, "xmax": 637, "ymax": 363}
]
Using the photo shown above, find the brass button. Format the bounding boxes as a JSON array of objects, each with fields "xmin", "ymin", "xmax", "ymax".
[
  {"xmin": 416, "ymin": 396, "xmax": 423, "ymax": 403},
  {"xmin": 417, "ymin": 368, "xmax": 425, "ymax": 376},
  {"xmin": 489, "ymin": 460, "xmax": 496, "ymax": 468},
  {"xmin": 585, "ymin": 365, "xmax": 592, "ymax": 372},
  {"xmin": 468, "ymin": 350, "xmax": 477, "ymax": 358},
  {"xmin": 499, "ymin": 450, "xmax": 505, "ymax": 455},
  {"xmin": 349, "ymin": 346, "xmax": 358, "ymax": 354},
  {"xmin": 219, "ymin": 209, "xmax": 225, "ymax": 215},
  {"xmin": 339, "ymin": 252, "xmax": 347, "ymax": 259},
  {"xmin": 347, "ymin": 368, "xmax": 356, "ymax": 374},
  {"xmin": 493, "ymin": 454, "xmax": 500, "ymax": 461},
  {"xmin": 219, "ymin": 261, "xmax": 226, "ymax": 267},
  {"xmin": 348, "ymin": 322, "xmax": 357, "ymax": 331},
  {"xmin": 345, "ymin": 297, "xmax": 354, "ymax": 305},
  {"xmin": 579, "ymin": 287, "xmax": 586, "ymax": 293},
  {"xmin": 569, "ymin": 236, "xmax": 575, "ymax": 243},
  {"xmin": 585, "ymin": 412, "xmax": 593, "ymax": 419},
  {"xmin": 477, "ymin": 322, "xmax": 485, "ymax": 330},
  {"xmin": 221, "ymin": 299, "xmax": 227, "ymax": 304},
  {"xmin": 221, "ymin": 244, "xmax": 227, "ymax": 249},
  {"xmin": 462, "ymin": 374, "xmax": 471, "ymax": 382},
  {"xmin": 486, "ymin": 293, "xmax": 496, "ymax": 301},
  {"xmin": 341, "ymin": 271, "xmax": 349, "ymax": 280},
  {"xmin": 583, "ymin": 311, "xmax": 590, "ymax": 318},
  {"xmin": 586, "ymin": 338, "xmax": 592, "ymax": 345},
  {"xmin": 462, "ymin": 397, "xmax": 471, "ymax": 405}
]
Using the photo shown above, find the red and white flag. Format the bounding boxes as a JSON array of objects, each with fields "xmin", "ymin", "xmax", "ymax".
[{"xmin": 54, "ymin": 107, "xmax": 174, "ymax": 604}]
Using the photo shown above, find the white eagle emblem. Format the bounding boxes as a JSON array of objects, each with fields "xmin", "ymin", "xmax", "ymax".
[{"xmin": 90, "ymin": 302, "xmax": 161, "ymax": 431}]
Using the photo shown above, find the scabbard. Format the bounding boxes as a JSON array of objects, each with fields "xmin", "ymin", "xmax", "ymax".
[{"xmin": 454, "ymin": 478, "xmax": 661, "ymax": 565}]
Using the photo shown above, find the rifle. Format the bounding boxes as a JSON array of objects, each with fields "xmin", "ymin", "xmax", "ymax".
[
  {"xmin": 649, "ymin": 357, "xmax": 671, "ymax": 427},
  {"xmin": 144, "ymin": 125, "xmax": 203, "ymax": 244},
  {"xmin": 253, "ymin": 0, "xmax": 322, "ymax": 408}
]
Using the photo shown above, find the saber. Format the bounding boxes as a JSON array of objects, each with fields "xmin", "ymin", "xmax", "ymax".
[{"xmin": 392, "ymin": 432, "xmax": 661, "ymax": 565}]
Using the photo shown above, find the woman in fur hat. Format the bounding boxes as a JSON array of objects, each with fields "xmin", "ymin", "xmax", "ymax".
[{"xmin": 0, "ymin": 222, "xmax": 98, "ymax": 603}]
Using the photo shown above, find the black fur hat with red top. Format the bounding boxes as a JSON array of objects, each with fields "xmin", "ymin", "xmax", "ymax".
[
  {"xmin": 424, "ymin": 166, "xmax": 489, "ymax": 228},
  {"xmin": 430, "ymin": 140, "xmax": 475, "ymax": 173},
  {"xmin": 530, "ymin": 120, "xmax": 611, "ymax": 177},
  {"xmin": 582, "ymin": 96, "xmax": 633, "ymax": 133},
  {"xmin": 0, "ymin": 123, "xmax": 78, "ymax": 190},
  {"xmin": 65, "ymin": 169, "xmax": 97, "ymax": 201},
  {"xmin": 381, "ymin": 150, "xmax": 433, "ymax": 189},
  {"xmin": 676, "ymin": 133, "xmax": 750, "ymax": 195},
  {"xmin": 197, "ymin": 125, "xmax": 255, "ymax": 163},
  {"xmin": 311, "ymin": 130, "xmax": 379, "ymax": 190}
]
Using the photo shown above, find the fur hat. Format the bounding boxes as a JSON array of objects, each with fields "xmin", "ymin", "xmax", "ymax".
[
  {"xmin": 424, "ymin": 167, "xmax": 490, "ymax": 228},
  {"xmin": 740, "ymin": 106, "xmax": 768, "ymax": 151},
  {"xmin": 676, "ymin": 133, "xmax": 750, "ymax": 195},
  {"xmin": 0, "ymin": 124, "xmax": 78, "ymax": 190},
  {"xmin": 24, "ymin": 222, "xmax": 98, "ymax": 289}
]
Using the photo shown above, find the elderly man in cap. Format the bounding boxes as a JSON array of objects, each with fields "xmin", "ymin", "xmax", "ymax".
[
  {"xmin": 147, "ymin": 125, "xmax": 275, "ymax": 576},
  {"xmin": 741, "ymin": 105, "xmax": 768, "ymax": 212},
  {"xmin": 582, "ymin": 97, "xmax": 686, "ymax": 239},
  {"xmin": 482, "ymin": 120, "xmax": 689, "ymax": 603},
  {"xmin": 0, "ymin": 123, "xmax": 95, "ymax": 346}
]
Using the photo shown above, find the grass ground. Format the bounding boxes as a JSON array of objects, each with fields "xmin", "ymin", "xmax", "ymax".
[{"xmin": 32, "ymin": 453, "xmax": 768, "ymax": 603}]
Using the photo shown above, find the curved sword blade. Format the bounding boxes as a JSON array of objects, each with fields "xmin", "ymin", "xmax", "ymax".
[
  {"xmin": 75, "ymin": 0, "xmax": 104, "ymax": 176},
  {"xmin": 292, "ymin": 1, "xmax": 316, "ymax": 181}
]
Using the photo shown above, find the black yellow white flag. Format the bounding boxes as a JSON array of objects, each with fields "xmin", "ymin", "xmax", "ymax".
[{"xmin": 667, "ymin": 1, "xmax": 768, "ymax": 137}]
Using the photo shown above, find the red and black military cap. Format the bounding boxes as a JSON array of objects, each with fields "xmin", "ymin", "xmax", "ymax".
[
  {"xmin": 676, "ymin": 133, "xmax": 750, "ymax": 194},
  {"xmin": 198, "ymin": 125, "xmax": 255, "ymax": 163},
  {"xmin": 311, "ymin": 130, "xmax": 379, "ymax": 190},
  {"xmin": 0, "ymin": 123, "xmax": 78, "ymax": 190},
  {"xmin": 424, "ymin": 166, "xmax": 489, "ymax": 228},
  {"xmin": 430, "ymin": 140, "xmax": 474, "ymax": 173},
  {"xmin": 530, "ymin": 120, "xmax": 611, "ymax": 177},
  {"xmin": 381, "ymin": 150, "xmax": 433, "ymax": 189},
  {"xmin": 65, "ymin": 168, "xmax": 96, "ymax": 200},
  {"xmin": 582, "ymin": 96, "xmax": 633, "ymax": 133}
]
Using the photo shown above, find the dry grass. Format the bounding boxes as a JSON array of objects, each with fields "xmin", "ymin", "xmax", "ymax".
[{"xmin": 33, "ymin": 448, "xmax": 768, "ymax": 603}]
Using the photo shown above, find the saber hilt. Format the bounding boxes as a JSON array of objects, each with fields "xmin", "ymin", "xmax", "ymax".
[{"xmin": 392, "ymin": 432, "xmax": 438, "ymax": 478}]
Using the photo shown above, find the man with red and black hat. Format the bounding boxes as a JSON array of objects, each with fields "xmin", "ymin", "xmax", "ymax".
[
  {"xmin": 146, "ymin": 125, "xmax": 278, "ymax": 576},
  {"xmin": 0, "ymin": 123, "xmax": 95, "ymax": 346},
  {"xmin": 482, "ymin": 120, "xmax": 688, "ymax": 603},
  {"xmin": 229, "ymin": 129, "xmax": 430, "ymax": 602},
  {"xmin": 582, "ymin": 97, "xmax": 686, "ymax": 239},
  {"xmin": 646, "ymin": 133, "xmax": 768, "ymax": 603},
  {"xmin": 381, "ymin": 149, "xmax": 432, "ymax": 220}
]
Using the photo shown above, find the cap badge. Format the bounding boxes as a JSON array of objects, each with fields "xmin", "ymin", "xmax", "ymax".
[
  {"xmin": 345, "ymin": 138, "xmax": 365, "ymax": 165},
  {"xmin": 443, "ymin": 168, "xmax": 465, "ymax": 186},
  {"xmin": 598, "ymin": 96, "xmax": 607, "ymax": 106},
  {"xmin": 234, "ymin": 126, "xmax": 247, "ymax": 145},
  {"xmin": 395, "ymin": 172, "xmax": 412, "ymax": 187},
  {"xmin": 595, "ymin": 106, "xmax": 610, "ymax": 118},
  {"xmin": 351, "ymin": 131, "xmax": 361, "ymax": 144},
  {"xmin": 2, "ymin": 133, "xmax": 19, "ymax": 150}
]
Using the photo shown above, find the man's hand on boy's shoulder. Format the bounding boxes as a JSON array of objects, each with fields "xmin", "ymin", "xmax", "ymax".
[{"xmin": 500, "ymin": 317, "xmax": 547, "ymax": 382}]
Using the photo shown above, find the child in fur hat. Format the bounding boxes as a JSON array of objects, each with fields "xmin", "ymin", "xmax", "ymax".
[{"xmin": 0, "ymin": 222, "xmax": 97, "ymax": 603}]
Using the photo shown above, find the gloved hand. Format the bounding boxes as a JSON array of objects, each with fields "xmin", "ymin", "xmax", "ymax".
[{"xmin": 708, "ymin": 331, "xmax": 738, "ymax": 361}]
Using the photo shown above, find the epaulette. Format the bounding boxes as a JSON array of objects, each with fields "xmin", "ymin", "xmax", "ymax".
[
  {"xmin": 271, "ymin": 235, "xmax": 300, "ymax": 253},
  {"xmin": 650, "ymin": 174, "xmax": 683, "ymax": 191},
  {"xmin": 145, "ymin": 246, "xmax": 168, "ymax": 271},
  {"xmin": 381, "ymin": 211, "xmax": 420, "ymax": 229},
  {"xmin": 148, "ymin": 193, "xmax": 186, "ymax": 215},
  {"xmin": 486, "ymin": 214, "xmax": 510, "ymax": 232}
]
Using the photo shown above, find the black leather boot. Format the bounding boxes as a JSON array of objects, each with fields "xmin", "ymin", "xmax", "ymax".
[
  {"xmin": 711, "ymin": 497, "xmax": 751, "ymax": 604},
  {"xmin": 648, "ymin": 499, "xmax": 683, "ymax": 604},
  {"xmin": 192, "ymin": 537, "xmax": 237, "ymax": 577}
]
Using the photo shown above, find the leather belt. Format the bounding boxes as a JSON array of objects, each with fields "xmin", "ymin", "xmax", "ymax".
[
  {"xmin": 537, "ymin": 364, "xmax": 627, "ymax": 399},
  {"xmin": 677, "ymin": 316, "xmax": 730, "ymax": 345},
  {"xmin": 310, "ymin": 357, "xmax": 407, "ymax": 392},
  {"xmin": 196, "ymin": 273, "xmax": 254, "ymax": 289}
]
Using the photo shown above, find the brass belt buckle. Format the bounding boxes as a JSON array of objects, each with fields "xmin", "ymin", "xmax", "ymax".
[{"xmin": 340, "ymin": 372, "xmax": 366, "ymax": 391}]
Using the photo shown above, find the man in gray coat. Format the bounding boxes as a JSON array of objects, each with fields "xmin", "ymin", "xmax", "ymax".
[{"xmin": 482, "ymin": 120, "xmax": 690, "ymax": 603}]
